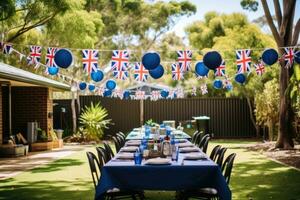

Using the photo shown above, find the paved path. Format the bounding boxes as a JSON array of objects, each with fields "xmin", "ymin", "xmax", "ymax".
[{"xmin": 0, "ymin": 145, "xmax": 86, "ymax": 180}]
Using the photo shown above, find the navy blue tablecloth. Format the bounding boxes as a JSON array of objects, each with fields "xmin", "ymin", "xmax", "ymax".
[{"xmin": 95, "ymin": 154, "xmax": 231, "ymax": 200}]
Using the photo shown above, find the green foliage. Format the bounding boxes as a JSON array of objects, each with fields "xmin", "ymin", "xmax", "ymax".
[
  {"xmin": 255, "ymin": 79, "xmax": 279, "ymax": 140},
  {"xmin": 240, "ymin": 0, "xmax": 259, "ymax": 11},
  {"xmin": 79, "ymin": 102, "xmax": 111, "ymax": 141},
  {"xmin": 0, "ymin": 0, "xmax": 15, "ymax": 21},
  {"xmin": 145, "ymin": 119, "xmax": 158, "ymax": 127}
]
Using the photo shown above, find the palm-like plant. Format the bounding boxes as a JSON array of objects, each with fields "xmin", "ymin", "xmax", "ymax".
[{"xmin": 79, "ymin": 102, "xmax": 111, "ymax": 141}]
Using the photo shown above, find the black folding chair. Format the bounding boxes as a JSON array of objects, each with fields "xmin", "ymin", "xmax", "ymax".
[
  {"xmin": 222, "ymin": 153, "xmax": 237, "ymax": 184},
  {"xmin": 191, "ymin": 131, "xmax": 199, "ymax": 144},
  {"xmin": 86, "ymin": 152, "xmax": 144, "ymax": 200},
  {"xmin": 216, "ymin": 147, "xmax": 227, "ymax": 167},
  {"xmin": 112, "ymin": 136, "xmax": 122, "ymax": 153},
  {"xmin": 103, "ymin": 141, "xmax": 115, "ymax": 161},
  {"xmin": 96, "ymin": 146, "xmax": 108, "ymax": 165},
  {"xmin": 199, "ymin": 136, "xmax": 210, "ymax": 153},
  {"xmin": 117, "ymin": 132, "xmax": 126, "ymax": 140},
  {"xmin": 210, "ymin": 145, "xmax": 221, "ymax": 161}
]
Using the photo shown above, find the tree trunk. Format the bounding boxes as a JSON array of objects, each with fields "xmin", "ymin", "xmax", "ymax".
[
  {"xmin": 246, "ymin": 97, "xmax": 260, "ymax": 137},
  {"xmin": 267, "ymin": 120, "xmax": 274, "ymax": 141},
  {"xmin": 71, "ymin": 92, "xmax": 77, "ymax": 133},
  {"xmin": 276, "ymin": 53, "xmax": 294, "ymax": 149}
]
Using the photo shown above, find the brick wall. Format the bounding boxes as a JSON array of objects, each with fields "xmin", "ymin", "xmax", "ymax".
[
  {"xmin": 0, "ymin": 85, "xmax": 2, "ymax": 144},
  {"xmin": 11, "ymin": 87, "xmax": 52, "ymax": 138}
]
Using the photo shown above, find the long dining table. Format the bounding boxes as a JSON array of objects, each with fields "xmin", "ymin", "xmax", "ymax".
[{"xmin": 95, "ymin": 134, "xmax": 231, "ymax": 200}]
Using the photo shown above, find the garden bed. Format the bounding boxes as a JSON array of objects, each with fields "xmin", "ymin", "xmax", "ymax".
[{"xmin": 247, "ymin": 141, "xmax": 300, "ymax": 169}]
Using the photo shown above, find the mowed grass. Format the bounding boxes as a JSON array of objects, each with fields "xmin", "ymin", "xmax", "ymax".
[{"xmin": 0, "ymin": 140, "xmax": 300, "ymax": 200}]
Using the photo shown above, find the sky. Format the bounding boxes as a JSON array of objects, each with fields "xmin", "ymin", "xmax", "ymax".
[{"xmin": 167, "ymin": 0, "xmax": 300, "ymax": 38}]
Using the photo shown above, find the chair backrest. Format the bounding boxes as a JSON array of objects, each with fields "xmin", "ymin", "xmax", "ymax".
[
  {"xmin": 222, "ymin": 153, "xmax": 236, "ymax": 184},
  {"xmin": 103, "ymin": 141, "xmax": 115, "ymax": 160},
  {"xmin": 191, "ymin": 131, "xmax": 199, "ymax": 143},
  {"xmin": 198, "ymin": 134, "xmax": 209, "ymax": 148},
  {"xmin": 216, "ymin": 147, "xmax": 227, "ymax": 167},
  {"xmin": 112, "ymin": 136, "xmax": 122, "ymax": 153},
  {"xmin": 210, "ymin": 145, "xmax": 221, "ymax": 161},
  {"xmin": 200, "ymin": 136, "xmax": 210, "ymax": 153},
  {"xmin": 86, "ymin": 151, "xmax": 101, "ymax": 189},
  {"xmin": 116, "ymin": 134, "xmax": 125, "ymax": 147},
  {"xmin": 117, "ymin": 132, "xmax": 126, "ymax": 140},
  {"xmin": 194, "ymin": 131, "xmax": 204, "ymax": 145},
  {"xmin": 96, "ymin": 146, "xmax": 107, "ymax": 165}
]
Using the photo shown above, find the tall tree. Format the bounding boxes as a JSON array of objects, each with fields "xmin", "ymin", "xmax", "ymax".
[{"xmin": 241, "ymin": 0, "xmax": 299, "ymax": 149}]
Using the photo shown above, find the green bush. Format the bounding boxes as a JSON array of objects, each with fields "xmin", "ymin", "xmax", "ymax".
[{"xmin": 79, "ymin": 102, "xmax": 112, "ymax": 141}]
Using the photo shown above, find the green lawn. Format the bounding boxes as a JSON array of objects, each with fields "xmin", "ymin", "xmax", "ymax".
[{"xmin": 0, "ymin": 140, "xmax": 299, "ymax": 200}]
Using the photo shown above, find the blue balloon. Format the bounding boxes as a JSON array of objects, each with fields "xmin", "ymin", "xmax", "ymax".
[
  {"xmin": 106, "ymin": 80, "xmax": 116, "ymax": 90},
  {"xmin": 123, "ymin": 90, "xmax": 131, "ymax": 99},
  {"xmin": 104, "ymin": 90, "xmax": 112, "ymax": 97},
  {"xmin": 54, "ymin": 48, "xmax": 73, "ymax": 69},
  {"xmin": 79, "ymin": 82, "xmax": 87, "ymax": 90},
  {"xmin": 295, "ymin": 51, "xmax": 300, "ymax": 64},
  {"xmin": 262, "ymin": 48, "xmax": 278, "ymax": 65},
  {"xmin": 160, "ymin": 90, "xmax": 169, "ymax": 98},
  {"xmin": 48, "ymin": 67, "xmax": 59, "ymax": 75},
  {"xmin": 88, "ymin": 84, "xmax": 95, "ymax": 91},
  {"xmin": 203, "ymin": 51, "xmax": 222, "ymax": 70},
  {"xmin": 213, "ymin": 79, "xmax": 223, "ymax": 89},
  {"xmin": 235, "ymin": 73, "xmax": 246, "ymax": 84},
  {"xmin": 91, "ymin": 70, "xmax": 104, "ymax": 82},
  {"xmin": 149, "ymin": 65, "xmax": 164, "ymax": 79},
  {"xmin": 195, "ymin": 61, "xmax": 209, "ymax": 76},
  {"xmin": 142, "ymin": 52, "xmax": 161, "ymax": 70}
]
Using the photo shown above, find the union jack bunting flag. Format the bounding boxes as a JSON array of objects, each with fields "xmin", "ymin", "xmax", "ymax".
[
  {"xmin": 29, "ymin": 45, "xmax": 42, "ymax": 64},
  {"xmin": 254, "ymin": 62, "xmax": 265, "ymax": 76},
  {"xmin": 200, "ymin": 84, "xmax": 208, "ymax": 95},
  {"xmin": 214, "ymin": 61, "xmax": 226, "ymax": 77},
  {"xmin": 135, "ymin": 90, "xmax": 145, "ymax": 100},
  {"xmin": 46, "ymin": 47, "xmax": 57, "ymax": 67},
  {"xmin": 283, "ymin": 47, "xmax": 295, "ymax": 68},
  {"xmin": 3, "ymin": 43, "xmax": 12, "ymax": 54},
  {"xmin": 177, "ymin": 50, "xmax": 192, "ymax": 71},
  {"xmin": 112, "ymin": 89, "xmax": 124, "ymax": 99},
  {"xmin": 172, "ymin": 63, "xmax": 184, "ymax": 80},
  {"xmin": 111, "ymin": 50, "xmax": 129, "ymax": 71},
  {"xmin": 134, "ymin": 62, "xmax": 148, "ymax": 82},
  {"xmin": 113, "ymin": 70, "xmax": 129, "ymax": 80},
  {"xmin": 236, "ymin": 49, "xmax": 251, "ymax": 74},
  {"xmin": 97, "ymin": 87, "xmax": 105, "ymax": 96},
  {"xmin": 82, "ymin": 49, "xmax": 98, "ymax": 74},
  {"xmin": 176, "ymin": 87, "xmax": 185, "ymax": 98},
  {"xmin": 151, "ymin": 90, "xmax": 160, "ymax": 101}
]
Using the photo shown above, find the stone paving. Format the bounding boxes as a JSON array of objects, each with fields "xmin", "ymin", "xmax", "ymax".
[{"xmin": 0, "ymin": 145, "xmax": 85, "ymax": 180}]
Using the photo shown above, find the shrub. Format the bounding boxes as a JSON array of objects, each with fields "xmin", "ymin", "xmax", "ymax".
[{"xmin": 79, "ymin": 102, "xmax": 111, "ymax": 141}]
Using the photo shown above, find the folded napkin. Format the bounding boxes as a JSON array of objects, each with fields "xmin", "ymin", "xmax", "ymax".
[
  {"xmin": 178, "ymin": 143, "xmax": 194, "ymax": 148},
  {"xmin": 120, "ymin": 146, "xmax": 139, "ymax": 152},
  {"xmin": 179, "ymin": 147, "xmax": 200, "ymax": 153},
  {"xmin": 115, "ymin": 153, "xmax": 134, "ymax": 159},
  {"xmin": 175, "ymin": 139, "xmax": 187, "ymax": 143},
  {"xmin": 183, "ymin": 153, "xmax": 207, "ymax": 160},
  {"xmin": 144, "ymin": 157, "xmax": 172, "ymax": 165},
  {"xmin": 126, "ymin": 140, "xmax": 141, "ymax": 146}
]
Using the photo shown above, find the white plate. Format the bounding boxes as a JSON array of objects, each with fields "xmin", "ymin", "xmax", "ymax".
[
  {"xmin": 126, "ymin": 140, "xmax": 141, "ymax": 146},
  {"xmin": 175, "ymin": 139, "xmax": 187, "ymax": 143},
  {"xmin": 179, "ymin": 147, "xmax": 200, "ymax": 153},
  {"xmin": 178, "ymin": 143, "xmax": 194, "ymax": 148},
  {"xmin": 144, "ymin": 158, "xmax": 172, "ymax": 165},
  {"xmin": 120, "ymin": 146, "xmax": 139, "ymax": 152},
  {"xmin": 115, "ymin": 153, "xmax": 134, "ymax": 159},
  {"xmin": 184, "ymin": 153, "xmax": 207, "ymax": 160}
]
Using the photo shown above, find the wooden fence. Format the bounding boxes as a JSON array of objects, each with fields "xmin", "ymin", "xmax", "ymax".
[{"xmin": 53, "ymin": 97, "xmax": 256, "ymax": 138}]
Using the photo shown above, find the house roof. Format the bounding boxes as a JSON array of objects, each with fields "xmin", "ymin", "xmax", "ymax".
[
  {"xmin": 127, "ymin": 82, "xmax": 170, "ymax": 92},
  {"xmin": 0, "ymin": 62, "xmax": 70, "ymax": 91}
]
